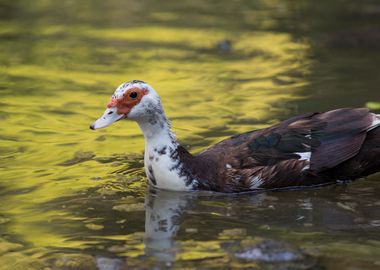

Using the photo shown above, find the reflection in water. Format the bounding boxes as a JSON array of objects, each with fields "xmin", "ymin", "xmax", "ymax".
[
  {"xmin": 143, "ymin": 189, "xmax": 281, "ymax": 265},
  {"xmin": 144, "ymin": 189, "xmax": 197, "ymax": 264},
  {"xmin": 0, "ymin": 0, "xmax": 312, "ymax": 253},
  {"xmin": 141, "ymin": 183, "xmax": 380, "ymax": 268}
]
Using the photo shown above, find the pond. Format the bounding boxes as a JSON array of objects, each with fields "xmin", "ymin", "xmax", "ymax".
[{"xmin": 1, "ymin": 0, "xmax": 380, "ymax": 269}]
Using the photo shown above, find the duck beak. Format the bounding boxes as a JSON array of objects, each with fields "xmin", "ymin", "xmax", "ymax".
[{"xmin": 90, "ymin": 107, "xmax": 124, "ymax": 130}]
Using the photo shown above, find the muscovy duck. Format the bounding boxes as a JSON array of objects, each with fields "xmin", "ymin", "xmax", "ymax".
[{"xmin": 90, "ymin": 80, "xmax": 380, "ymax": 192}]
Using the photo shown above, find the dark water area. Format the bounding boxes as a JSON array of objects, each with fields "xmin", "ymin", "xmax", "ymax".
[{"xmin": 0, "ymin": 0, "xmax": 380, "ymax": 269}]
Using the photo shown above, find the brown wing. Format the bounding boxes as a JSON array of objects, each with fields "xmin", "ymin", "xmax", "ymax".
[{"xmin": 197, "ymin": 108, "xmax": 379, "ymax": 191}]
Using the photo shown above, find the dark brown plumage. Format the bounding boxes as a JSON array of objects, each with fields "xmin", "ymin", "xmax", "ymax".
[
  {"xmin": 178, "ymin": 108, "xmax": 380, "ymax": 192},
  {"xmin": 91, "ymin": 81, "xmax": 380, "ymax": 193}
]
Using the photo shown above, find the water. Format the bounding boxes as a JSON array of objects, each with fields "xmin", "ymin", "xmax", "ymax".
[{"xmin": 1, "ymin": 0, "xmax": 380, "ymax": 269}]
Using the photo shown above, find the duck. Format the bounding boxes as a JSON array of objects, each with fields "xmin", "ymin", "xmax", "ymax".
[{"xmin": 90, "ymin": 80, "xmax": 380, "ymax": 193}]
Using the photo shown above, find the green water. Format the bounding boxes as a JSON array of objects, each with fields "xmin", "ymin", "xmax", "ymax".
[{"xmin": 1, "ymin": 0, "xmax": 380, "ymax": 269}]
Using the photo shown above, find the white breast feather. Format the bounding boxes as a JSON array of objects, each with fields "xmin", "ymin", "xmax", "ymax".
[{"xmin": 145, "ymin": 148, "xmax": 191, "ymax": 192}]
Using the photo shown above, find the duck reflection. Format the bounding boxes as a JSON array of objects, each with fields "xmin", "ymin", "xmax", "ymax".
[
  {"xmin": 143, "ymin": 188, "xmax": 281, "ymax": 264},
  {"xmin": 142, "ymin": 184, "xmax": 380, "ymax": 265},
  {"xmin": 144, "ymin": 188, "xmax": 199, "ymax": 263}
]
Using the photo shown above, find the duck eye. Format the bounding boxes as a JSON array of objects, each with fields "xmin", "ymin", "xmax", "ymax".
[{"xmin": 129, "ymin": 91, "xmax": 138, "ymax": 99}]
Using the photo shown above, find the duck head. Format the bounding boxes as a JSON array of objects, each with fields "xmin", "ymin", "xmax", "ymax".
[{"xmin": 90, "ymin": 80, "xmax": 161, "ymax": 129}]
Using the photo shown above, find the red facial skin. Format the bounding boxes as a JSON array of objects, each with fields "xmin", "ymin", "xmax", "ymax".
[{"xmin": 107, "ymin": 87, "xmax": 148, "ymax": 115}]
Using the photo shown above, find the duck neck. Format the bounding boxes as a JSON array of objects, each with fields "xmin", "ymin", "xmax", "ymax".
[
  {"xmin": 138, "ymin": 113, "xmax": 178, "ymax": 152},
  {"xmin": 137, "ymin": 113, "xmax": 197, "ymax": 191}
]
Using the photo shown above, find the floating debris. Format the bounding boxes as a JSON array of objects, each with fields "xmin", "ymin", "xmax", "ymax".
[
  {"xmin": 95, "ymin": 256, "xmax": 124, "ymax": 270},
  {"xmin": 116, "ymin": 219, "xmax": 127, "ymax": 224},
  {"xmin": 235, "ymin": 239, "xmax": 306, "ymax": 262},
  {"xmin": 369, "ymin": 220, "xmax": 380, "ymax": 227},
  {"xmin": 216, "ymin": 39, "xmax": 232, "ymax": 54}
]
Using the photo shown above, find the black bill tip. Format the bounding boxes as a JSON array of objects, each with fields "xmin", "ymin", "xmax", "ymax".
[{"xmin": 90, "ymin": 124, "xmax": 95, "ymax": 130}]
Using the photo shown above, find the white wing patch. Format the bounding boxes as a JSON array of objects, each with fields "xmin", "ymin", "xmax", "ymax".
[
  {"xmin": 369, "ymin": 114, "xmax": 380, "ymax": 131},
  {"xmin": 294, "ymin": 152, "xmax": 311, "ymax": 161},
  {"xmin": 250, "ymin": 176, "xmax": 263, "ymax": 189}
]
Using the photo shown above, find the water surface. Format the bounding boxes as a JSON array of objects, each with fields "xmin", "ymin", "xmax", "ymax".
[{"xmin": 1, "ymin": 0, "xmax": 380, "ymax": 269}]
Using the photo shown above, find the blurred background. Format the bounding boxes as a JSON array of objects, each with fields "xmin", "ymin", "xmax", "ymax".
[{"xmin": 0, "ymin": 0, "xmax": 380, "ymax": 269}]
